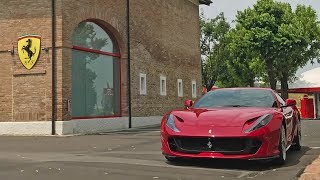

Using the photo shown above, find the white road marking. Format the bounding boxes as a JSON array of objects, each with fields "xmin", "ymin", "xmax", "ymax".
[
  {"xmin": 310, "ymin": 147, "xmax": 320, "ymax": 149},
  {"xmin": 237, "ymin": 172, "xmax": 251, "ymax": 178}
]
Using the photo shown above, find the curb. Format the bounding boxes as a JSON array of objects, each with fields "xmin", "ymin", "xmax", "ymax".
[{"xmin": 299, "ymin": 155, "xmax": 320, "ymax": 180}]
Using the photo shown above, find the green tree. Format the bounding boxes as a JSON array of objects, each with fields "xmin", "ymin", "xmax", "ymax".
[
  {"xmin": 200, "ymin": 13, "xmax": 231, "ymax": 87},
  {"xmin": 225, "ymin": 27, "xmax": 263, "ymax": 87},
  {"xmin": 233, "ymin": 0, "xmax": 290, "ymax": 90},
  {"xmin": 201, "ymin": 13, "xmax": 264, "ymax": 89},
  {"xmin": 276, "ymin": 5, "xmax": 320, "ymax": 99},
  {"xmin": 232, "ymin": 0, "xmax": 320, "ymax": 99}
]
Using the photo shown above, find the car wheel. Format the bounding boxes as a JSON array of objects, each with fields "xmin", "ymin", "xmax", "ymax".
[
  {"xmin": 274, "ymin": 124, "xmax": 287, "ymax": 165},
  {"xmin": 291, "ymin": 120, "xmax": 302, "ymax": 151}
]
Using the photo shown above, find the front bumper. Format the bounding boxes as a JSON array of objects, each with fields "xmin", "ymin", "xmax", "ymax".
[
  {"xmin": 161, "ymin": 126, "xmax": 281, "ymax": 160},
  {"xmin": 167, "ymin": 137, "xmax": 262, "ymax": 155}
]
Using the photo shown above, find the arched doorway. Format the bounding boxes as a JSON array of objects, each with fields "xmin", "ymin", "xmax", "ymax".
[{"xmin": 71, "ymin": 21, "xmax": 121, "ymax": 119}]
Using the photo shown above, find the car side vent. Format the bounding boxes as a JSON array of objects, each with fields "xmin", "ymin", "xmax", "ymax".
[{"xmin": 175, "ymin": 116, "xmax": 184, "ymax": 122}]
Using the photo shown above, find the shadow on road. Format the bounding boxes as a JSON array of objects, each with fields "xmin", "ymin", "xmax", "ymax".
[{"xmin": 166, "ymin": 146, "xmax": 311, "ymax": 171}]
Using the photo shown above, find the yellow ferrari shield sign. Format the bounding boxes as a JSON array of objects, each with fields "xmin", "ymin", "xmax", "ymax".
[{"xmin": 18, "ymin": 35, "xmax": 41, "ymax": 70}]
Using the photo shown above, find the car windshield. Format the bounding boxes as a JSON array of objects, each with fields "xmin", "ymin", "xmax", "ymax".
[{"xmin": 194, "ymin": 89, "xmax": 276, "ymax": 108}]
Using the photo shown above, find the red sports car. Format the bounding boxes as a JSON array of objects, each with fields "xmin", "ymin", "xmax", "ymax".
[{"xmin": 161, "ymin": 88, "xmax": 301, "ymax": 165}]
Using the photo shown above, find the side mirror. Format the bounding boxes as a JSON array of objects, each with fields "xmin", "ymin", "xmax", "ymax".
[
  {"xmin": 184, "ymin": 100, "xmax": 194, "ymax": 109},
  {"xmin": 285, "ymin": 99, "xmax": 297, "ymax": 107}
]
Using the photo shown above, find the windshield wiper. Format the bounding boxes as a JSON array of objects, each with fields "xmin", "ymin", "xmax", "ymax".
[{"xmin": 222, "ymin": 105, "xmax": 250, "ymax": 107}]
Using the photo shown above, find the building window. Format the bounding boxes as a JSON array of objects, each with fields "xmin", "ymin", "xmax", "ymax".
[
  {"xmin": 192, "ymin": 80, "xmax": 197, "ymax": 98},
  {"xmin": 140, "ymin": 73, "xmax": 147, "ymax": 95},
  {"xmin": 177, "ymin": 79, "xmax": 183, "ymax": 97},
  {"xmin": 160, "ymin": 76, "xmax": 167, "ymax": 96},
  {"xmin": 71, "ymin": 21, "xmax": 121, "ymax": 119}
]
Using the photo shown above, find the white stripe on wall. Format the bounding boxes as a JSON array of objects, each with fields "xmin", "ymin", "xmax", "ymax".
[{"xmin": 0, "ymin": 116, "xmax": 162, "ymax": 136}]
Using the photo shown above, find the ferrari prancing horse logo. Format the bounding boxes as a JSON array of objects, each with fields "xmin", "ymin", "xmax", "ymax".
[
  {"xmin": 207, "ymin": 139, "xmax": 213, "ymax": 149},
  {"xmin": 18, "ymin": 35, "xmax": 41, "ymax": 70}
]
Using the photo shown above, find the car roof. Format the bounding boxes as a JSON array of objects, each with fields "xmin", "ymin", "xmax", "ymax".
[{"xmin": 214, "ymin": 87, "xmax": 273, "ymax": 91}]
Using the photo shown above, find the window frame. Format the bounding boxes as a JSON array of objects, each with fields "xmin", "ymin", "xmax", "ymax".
[
  {"xmin": 177, "ymin": 79, "xmax": 183, "ymax": 97},
  {"xmin": 192, "ymin": 80, "xmax": 197, "ymax": 98},
  {"xmin": 139, "ymin": 73, "xmax": 147, "ymax": 95},
  {"xmin": 71, "ymin": 21, "xmax": 122, "ymax": 119},
  {"xmin": 160, "ymin": 76, "xmax": 167, "ymax": 96}
]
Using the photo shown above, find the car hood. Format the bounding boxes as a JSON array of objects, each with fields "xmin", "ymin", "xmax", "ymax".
[{"xmin": 172, "ymin": 107, "xmax": 274, "ymax": 127}]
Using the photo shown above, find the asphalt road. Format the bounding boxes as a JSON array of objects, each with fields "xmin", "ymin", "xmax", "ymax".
[{"xmin": 0, "ymin": 121, "xmax": 320, "ymax": 180}]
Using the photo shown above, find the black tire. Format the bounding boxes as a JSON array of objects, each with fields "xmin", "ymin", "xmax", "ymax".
[
  {"xmin": 274, "ymin": 124, "xmax": 287, "ymax": 165},
  {"xmin": 291, "ymin": 120, "xmax": 302, "ymax": 151}
]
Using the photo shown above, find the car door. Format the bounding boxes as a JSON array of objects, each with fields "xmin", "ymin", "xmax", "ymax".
[{"xmin": 274, "ymin": 93, "xmax": 294, "ymax": 145}]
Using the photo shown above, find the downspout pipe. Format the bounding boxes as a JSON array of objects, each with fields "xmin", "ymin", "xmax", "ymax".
[
  {"xmin": 126, "ymin": 0, "xmax": 132, "ymax": 128},
  {"xmin": 51, "ymin": 0, "xmax": 56, "ymax": 135}
]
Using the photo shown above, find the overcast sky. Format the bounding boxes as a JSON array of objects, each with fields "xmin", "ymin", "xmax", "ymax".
[
  {"xmin": 200, "ymin": 0, "xmax": 320, "ymax": 22},
  {"xmin": 200, "ymin": 0, "xmax": 320, "ymax": 87}
]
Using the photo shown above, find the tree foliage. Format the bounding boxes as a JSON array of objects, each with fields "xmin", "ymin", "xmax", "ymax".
[
  {"xmin": 200, "ymin": 13, "xmax": 259, "ymax": 88},
  {"xmin": 233, "ymin": 0, "xmax": 320, "ymax": 98},
  {"xmin": 200, "ymin": 12, "xmax": 231, "ymax": 87},
  {"xmin": 200, "ymin": 0, "xmax": 320, "ymax": 99}
]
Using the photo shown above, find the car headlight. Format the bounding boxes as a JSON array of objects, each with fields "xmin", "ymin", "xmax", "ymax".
[
  {"xmin": 245, "ymin": 114, "xmax": 273, "ymax": 133},
  {"xmin": 166, "ymin": 114, "xmax": 180, "ymax": 132}
]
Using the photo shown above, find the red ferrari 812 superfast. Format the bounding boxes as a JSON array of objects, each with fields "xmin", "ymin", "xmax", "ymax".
[{"xmin": 161, "ymin": 88, "xmax": 301, "ymax": 165}]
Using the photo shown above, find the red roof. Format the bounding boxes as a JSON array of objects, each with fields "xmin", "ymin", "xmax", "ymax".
[{"xmin": 286, "ymin": 87, "xmax": 320, "ymax": 93}]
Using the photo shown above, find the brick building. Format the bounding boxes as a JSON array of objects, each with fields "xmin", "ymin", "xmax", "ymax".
[{"xmin": 0, "ymin": 0, "xmax": 211, "ymax": 135}]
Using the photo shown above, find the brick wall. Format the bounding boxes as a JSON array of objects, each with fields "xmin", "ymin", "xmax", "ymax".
[
  {"xmin": 0, "ymin": 0, "xmax": 57, "ymax": 122},
  {"xmin": 60, "ymin": 0, "xmax": 128, "ymax": 120},
  {"xmin": 0, "ymin": 0, "xmax": 202, "ymax": 122},
  {"xmin": 130, "ymin": 0, "xmax": 202, "ymax": 116}
]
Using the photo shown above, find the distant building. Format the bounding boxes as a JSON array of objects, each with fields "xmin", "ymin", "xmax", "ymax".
[{"xmin": 0, "ymin": 0, "xmax": 211, "ymax": 135}]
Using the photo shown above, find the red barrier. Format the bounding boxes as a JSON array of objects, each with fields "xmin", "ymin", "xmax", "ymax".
[{"xmin": 300, "ymin": 95, "xmax": 314, "ymax": 119}]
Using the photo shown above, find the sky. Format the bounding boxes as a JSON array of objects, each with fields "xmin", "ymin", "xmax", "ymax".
[
  {"xmin": 200, "ymin": 0, "xmax": 320, "ymax": 23},
  {"xmin": 200, "ymin": 0, "xmax": 320, "ymax": 87}
]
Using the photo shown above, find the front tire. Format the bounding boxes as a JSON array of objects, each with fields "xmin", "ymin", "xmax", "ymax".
[
  {"xmin": 274, "ymin": 124, "xmax": 287, "ymax": 165},
  {"xmin": 291, "ymin": 120, "xmax": 302, "ymax": 151}
]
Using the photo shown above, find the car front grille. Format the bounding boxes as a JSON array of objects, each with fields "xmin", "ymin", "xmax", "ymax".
[{"xmin": 168, "ymin": 137, "xmax": 261, "ymax": 155}]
